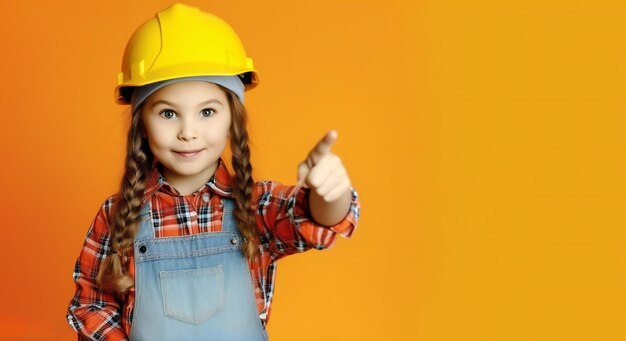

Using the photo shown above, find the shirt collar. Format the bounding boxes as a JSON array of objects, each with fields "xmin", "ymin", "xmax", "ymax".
[{"xmin": 143, "ymin": 158, "xmax": 234, "ymax": 198}]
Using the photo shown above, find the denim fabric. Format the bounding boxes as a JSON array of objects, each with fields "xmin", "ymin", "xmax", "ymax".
[{"xmin": 130, "ymin": 198, "xmax": 268, "ymax": 341}]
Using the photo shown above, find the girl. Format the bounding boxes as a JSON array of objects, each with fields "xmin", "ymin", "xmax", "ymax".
[{"xmin": 66, "ymin": 3, "xmax": 359, "ymax": 341}]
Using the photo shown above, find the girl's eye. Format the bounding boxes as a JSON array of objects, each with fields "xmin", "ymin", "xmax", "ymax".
[
  {"xmin": 201, "ymin": 108, "xmax": 216, "ymax": 118},
  {"xmin": 160, "ymin": 110, "xmax": 176, "ymax": 119}
]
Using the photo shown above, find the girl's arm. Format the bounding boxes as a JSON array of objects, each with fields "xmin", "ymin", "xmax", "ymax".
[
  {"xmin": 67, "ymin": 196, "xmax": 129, "ymax": 341},
  {"xmin": 251, "ymin": 131, "xmax": 359, "ymax": 260}
]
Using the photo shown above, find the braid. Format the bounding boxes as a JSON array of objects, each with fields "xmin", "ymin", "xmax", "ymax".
[
  {"xmin": 226, "ymin": 89, "xmax": 259, "ymax": 260},
  {"xmin": 97, "ymin": 105, "xmax": 152, "ymax": 292}
]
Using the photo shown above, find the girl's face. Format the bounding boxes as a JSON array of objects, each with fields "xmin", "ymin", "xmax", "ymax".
[{"xmin": 141, "ymin": 81, "xmax": 231, "ymax": 193}]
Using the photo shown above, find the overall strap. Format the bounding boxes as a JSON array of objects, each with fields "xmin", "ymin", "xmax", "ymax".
[
  {"xmin": 134, "ymin": 201, "xmax": 154, "ymax": 241},
  {"xmin": 220, "ymin": 197, "xmax": 239, "ymax": 234}
]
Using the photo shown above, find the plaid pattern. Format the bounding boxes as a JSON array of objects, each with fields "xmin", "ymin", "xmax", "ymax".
[{"xmin": 67, "ymin": 159, "xmax": 360, "ymax": 340}]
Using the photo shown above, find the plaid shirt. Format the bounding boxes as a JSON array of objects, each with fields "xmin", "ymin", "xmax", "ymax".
[{"xmin": 67, "ymin": 159, "xmax": 360, "ymax": 341}]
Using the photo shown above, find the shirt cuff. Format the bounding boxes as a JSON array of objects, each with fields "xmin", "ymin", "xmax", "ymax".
[{"xmin": 292, "ymin": 187, "xmax": 360, "ymax": 248}]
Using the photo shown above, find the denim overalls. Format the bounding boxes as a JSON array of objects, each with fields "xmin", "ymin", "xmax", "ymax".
[{"xmin": 129, "ymin": 197, "xmax": 268, "ymax": 341}]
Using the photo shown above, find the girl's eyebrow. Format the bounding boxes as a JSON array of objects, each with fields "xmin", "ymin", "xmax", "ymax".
[{"xmin": 150, "ymin": 98, "xmax": 223, "ymax": 108}]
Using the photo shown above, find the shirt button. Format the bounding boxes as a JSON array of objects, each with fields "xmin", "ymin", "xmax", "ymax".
[
  {"xmin": 139, "ymin": 245, "xmax": 147, "ymax": 253},
  {"xmin": 202, "ymin": 193, "xmax": 210, "ymax": 202},
  {"xmin": 231, "ymin": 237, "xmax": 238, "ymax": 245}
]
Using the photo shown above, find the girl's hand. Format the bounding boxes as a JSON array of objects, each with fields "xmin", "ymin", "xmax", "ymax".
[{"xmin": 297, "ymin": 130, "xmax": 351, "ymax": 203}]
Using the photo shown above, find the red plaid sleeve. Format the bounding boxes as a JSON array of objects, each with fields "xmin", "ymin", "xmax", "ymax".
[
  {"xmin": 253, "ymin": 181, "xmax": 360, "ymax": 259},
  {"xmin": 67, "ymin": 196, "xmax": 128, "ymax": 341}
]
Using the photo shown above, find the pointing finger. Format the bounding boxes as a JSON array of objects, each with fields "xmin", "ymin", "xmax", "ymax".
[{"xmin": 309, "ymin": 130, "xmax": 338, "ymax": 164}]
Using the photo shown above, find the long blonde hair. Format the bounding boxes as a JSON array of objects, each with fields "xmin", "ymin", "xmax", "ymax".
[{"xmin": 97, "ymin": 86, "xmax": 258, "ymax": 293}]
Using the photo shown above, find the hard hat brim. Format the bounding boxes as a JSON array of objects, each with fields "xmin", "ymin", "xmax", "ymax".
[{"xmin": 115, "ymin": 70, "xmax": 259, "ymax": 105}]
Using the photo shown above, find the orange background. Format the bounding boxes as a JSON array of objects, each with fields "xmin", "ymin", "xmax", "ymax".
[{"xmin": 1, "ymin": 0, "xmax": 625, "ymax": 340}]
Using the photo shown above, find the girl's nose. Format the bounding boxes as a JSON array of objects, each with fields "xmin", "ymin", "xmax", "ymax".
[{"xmin": 177, "ymin": 118, "xmax": 197, "ymax": 141}]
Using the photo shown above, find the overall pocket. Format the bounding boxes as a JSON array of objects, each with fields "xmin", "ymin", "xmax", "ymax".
[{"xmin": 159, "ymin": 265, "xmax": 226, "ymax": 324}]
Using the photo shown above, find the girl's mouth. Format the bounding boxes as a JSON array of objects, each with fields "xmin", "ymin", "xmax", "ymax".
[{"xmin": 173, "ymin": 149, "xmax": 204, "ymax": 158}]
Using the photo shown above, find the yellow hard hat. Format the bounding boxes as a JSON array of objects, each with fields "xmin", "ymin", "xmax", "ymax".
[{"xmin": 114, "ymin": 3, "xmax": 259, "ymax": 105}]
